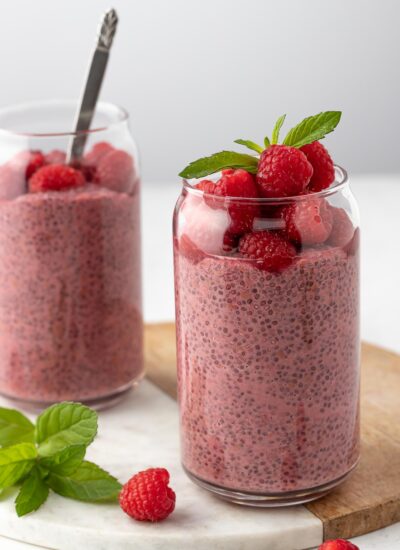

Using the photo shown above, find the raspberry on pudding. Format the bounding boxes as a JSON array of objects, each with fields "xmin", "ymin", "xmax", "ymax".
[
  {"xmin": 300, "ymin": 141, "xmax": 335, "ymax": 192},
  {"xmin": 239, "ymin": 230, "xmax": 296, "ymax": 271},
  {"xmin": 29, "ymin": 164, "xmax": 85, "ymax": 192},
  {"xmin": 281, "ymin": 197, "xmax": 333, "ymax": 245},
  {"xmin": 257, "ymin": 144, "xmax": 313, "ymax": 198},
  {"xmin": 175, "ymin": 111, "xmax": 360, "ymax": 505}
]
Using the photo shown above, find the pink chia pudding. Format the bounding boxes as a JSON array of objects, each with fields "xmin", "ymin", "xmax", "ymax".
[
  {"xmin": 0, "ymin": 142, "xmax": 143, "ymax": 407},
  {"xmin": 175, "ymin": 240, "xmax": 360, "ymax": 495},
  {"xmin": 174, "ymin": 151, "xmax": 360, "ymax": 504}
]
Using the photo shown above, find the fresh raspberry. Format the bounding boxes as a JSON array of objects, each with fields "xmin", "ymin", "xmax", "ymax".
[
  {"xmin": 9, "ymin": 150, "xmax": 45, "ymax": 181},
  {"xmin": 214, "ymin": 169, "xmax": 259, "ymax": 234},
  {"xmin": 84, "ymin": 142, "xmax": 114, "ymax": 165},
  {"xmin": 26, "ymin": 151, "xmax": 46, "ymax": 179},
  {"xmin": 97, "ymin": 149, "xmax": 135, "ymax": 193},
  {"xmin": 300, "ymin": 141, "xmax": 335, "ymax": 192},
  {"xmin": 239, "ymin": 230, "xmax": 296, "ymax": 271},
  {"xmin": 328, "ymin": 207, "xmax": 355, "ymax": 247},
  {"xmin": 318, "ymin": 539, "xmax": 359, "ymax": 550},
  {"xmin": 257, "ymin": 145, "xmax": 313, "ymax": 198},
  {"xmin": 281, "ymin": 197, "xmax": 333, "ymax": 245},
  {"xmin": 214, "ymin": 168, "xmax": 258, "ymax": 199},
  {"xmin": 222, "ymin": 232, "xmax": 240, "ymax": 252},
  {"xmin": 71, "ymin": 160, "xmax": 98, "ymax": 183},
  {"xmin": 196, "ymin": 179, "xmax": 216, "ymax": 194},
  {"xmin": 29, "ymin": 164, "xmax": 85, "ymax": 193},
  {"xmin": 45, "ymin": 150, "xmax": 66, "ymax": 165},
  {"xmin": 119, "ymin": 468, "xmax": 176, "ymax": 522}
]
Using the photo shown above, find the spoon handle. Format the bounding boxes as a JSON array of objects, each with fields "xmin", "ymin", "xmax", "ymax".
[{"xmin": 67, "ymin": 8, "xmax": 118, "ymax": 163}]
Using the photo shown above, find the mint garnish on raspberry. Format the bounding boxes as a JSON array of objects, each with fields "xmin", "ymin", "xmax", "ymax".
[
  {"xmin": 233, "ymin": 140, "xmax": 264, "ymax": 154},
  {"xmin": 283, "ymin": 111, "xmax": 341, "ymax": 148},
  {"xmin": 271, "ymin": 114, "xmax": 286, "ymax": 145},
  {"xmin": 178, "ymin": 111, "xmax": 341, "ymax": 179},
  {"xmin": 179, "ymin": 151, "xmax": 259, "ymax": 178},
  {"xmin": 0, "ymin": 402, "xmax": 121, "ymax": 516}
]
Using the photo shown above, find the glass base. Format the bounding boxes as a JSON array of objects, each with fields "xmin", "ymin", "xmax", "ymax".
[
  {"xmin": 0, "ymin": 378, "xmax": 142, "ymax": 412},
  {"xmin": 183, "ymin": 464, "xmax": 357, "ymax": 507}
]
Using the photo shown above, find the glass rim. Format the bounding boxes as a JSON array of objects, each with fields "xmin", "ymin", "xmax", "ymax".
[
  {"xmin": 0, "ymin": 99, "xmax": 129, "ymax": 138},
  {"xmin": 182, "ymin": 165, "xmax": 348, "ymax": 203}
]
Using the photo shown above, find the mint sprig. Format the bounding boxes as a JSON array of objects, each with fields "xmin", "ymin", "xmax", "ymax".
[
  {"xmin": 0, "ymin": 443, "xmax": 37, "ymax": 488},
  {"xmin": 234, "ymin": 139, "xmax": 264, "ymax": 154},
  {"xmin": 271, "ymin": 114, "xmax": 286, "ymax": 145},
  {"xmin": 283, "ymin": 111, "xmax": 341, "ymax": 148},
  {"xmin": 0, "ymin": 402, "xmax": 122, "ymax": 517},
  {"xmin": 178, "ymin": 151, "xmax": 258, "ymax": 178},
  {"xmin": 0, "ymin": 408, "xmax": 35, "ymax": 446},
  {"xmin": 47, "ymin": 461, "xmax": 121, "ymax": 502},
  {"xmin": 15, "ymin": 467, "xmax": 49, "ymax": 517},
  {"xmin": 36, "ymin": 402, "xmax": 97, "ymax": 457},
  {"xmin": 178, "ymin": 111, "xmax": 341, "ymax": 179},
  {"xmin": 40, "ymin": 445, "xmax": 87, "ymax": 476}
]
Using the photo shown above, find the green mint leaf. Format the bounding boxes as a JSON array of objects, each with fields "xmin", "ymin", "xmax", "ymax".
[
  {"xmin": 234, "ymin": 139, "xmax": 263, "ymax": 154},
  {"xmin": 39, "ymin": 445, "xmax": 86, "ymax": 476},
  {"xmin": 179, "ymin": 151, "xmax": 258, "ymax": 178},
  {"xmin": 15, "ymin": 467, "xmax": 49, "ymax": 517},
  {"xmin": 271, "ymin": 114, "xmax": 286, "ymax": 144},
  {"xmin": 47, "ymin": 461, "xmax": 122, "ymax": 502},
  {"xmin": 0, "ymin": 443, "xmax": 37, "ymax": 489},
  {"xmin": 283, "ymin": 111, "xmax": 342, "ymax": 148},
  {"xmin": 0, "ymin": 407, "xmax": 35, "ymax": 446},
  {"xmin": 264, "ymin": 136, "xmax": 270, "ymax": 148},
  {"xmin": 36, "ymin": 403, "xmax": 97, "ymax": 457}
]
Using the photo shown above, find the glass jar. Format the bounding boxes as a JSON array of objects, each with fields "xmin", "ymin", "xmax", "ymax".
[
  {"xmin": 173, "ymin": 166, "xmax": 360, "ymax": 506},
  {"xmin": 0, "ymin": 100, "xmax": 143, "ymax": 409}
]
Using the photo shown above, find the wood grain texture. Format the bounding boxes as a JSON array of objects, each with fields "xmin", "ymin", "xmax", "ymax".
[{"xmin": 144, "ymin": 323, "xmax": 400, "ymax": 540}]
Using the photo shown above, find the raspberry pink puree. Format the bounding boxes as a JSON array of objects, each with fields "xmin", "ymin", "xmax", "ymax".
[
  {"xmin": 0, "ymin": 185, "xmax": 143, "ymax": 404},
  {"xmin": 175, "ymin": 242, "xmax": 360, "ymax": 493}
]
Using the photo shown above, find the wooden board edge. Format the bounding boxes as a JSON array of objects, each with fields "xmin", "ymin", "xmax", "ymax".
[{"xmin": 316, "ymin": 499, "xmax": 400, "ymax": 540}]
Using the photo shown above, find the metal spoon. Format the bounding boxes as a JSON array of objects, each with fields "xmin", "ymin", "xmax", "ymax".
[{"xmin": 66, "ymin": 8, "xmax": 119, "ymax": 163}]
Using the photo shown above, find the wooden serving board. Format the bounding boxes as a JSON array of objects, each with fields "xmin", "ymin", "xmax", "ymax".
[{"xmin": 144, "ymin": 322, "xmax": 400, "ymax": 542}]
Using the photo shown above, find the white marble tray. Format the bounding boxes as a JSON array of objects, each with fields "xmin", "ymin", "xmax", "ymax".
[{"xmin": 0, "ymin": 381, "xmax": 322, "ymax": 550}]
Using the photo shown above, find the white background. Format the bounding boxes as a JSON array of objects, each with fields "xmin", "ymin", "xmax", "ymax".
[
  {"xmin": 0, "ymin": 1, "xmax": 399, "ymax": 549},
  {"xmin": 0, "ymin": 0, "xmax": 399, "ymax": 181}
]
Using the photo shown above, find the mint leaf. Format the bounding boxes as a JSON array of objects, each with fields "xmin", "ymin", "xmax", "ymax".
[
  {"xmin": 271, "ymin": 114, "xmax": 286, "ymax": 144},
  {"xmin": 36, "ymin": 403, "xmax": 97, "ymax": 457},
  {"xmin": 15, "ymin": 467, "xmax": 49, "ymax": 517},
  {"xmin": 264, "ymin": 136, "xmax": 270, "ymax": 148},
  {"xmin": 0, "ymin": 443, "xmax": 37, "ymax": 488},
  {"xmin": 283, "ymin": 111, "xmax": 342, "ymax": 148},
  {"xmin": 179, "ymin": 151, "xmax": 258, "ymax": 178},
  {"xmin": 47, "ymin": 461, "xmax": 122, "ymax": 502},
  {"xmin": 0, "ymin": 408, "xmax": 35, "ymax": 446},
  {"xmin": 40, "ymin": 445, "xmax": 86, "ymax": 476},
  {"xmin": 234, "ymin": 139, "xmax": 263, "ymax": 154}
]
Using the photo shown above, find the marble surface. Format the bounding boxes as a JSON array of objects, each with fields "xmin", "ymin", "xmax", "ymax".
[
  {"xmin": 0, "ymin": 382, "xmax": 321, "ymax": 550},
  {"xmin": 0, "ymin": 174, "xmax": 398, "ymax": 549}
]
